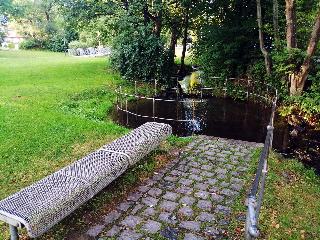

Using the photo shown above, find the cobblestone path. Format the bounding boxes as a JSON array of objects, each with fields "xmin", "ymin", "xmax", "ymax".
[{"xmin": 86, "ymin": 136, "xmax": 262, "ymax": 240}]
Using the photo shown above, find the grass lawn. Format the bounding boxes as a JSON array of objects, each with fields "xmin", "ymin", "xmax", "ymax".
[{"xmin": 0, "ymin": 50, "xmax": 134, "ymax": 238}]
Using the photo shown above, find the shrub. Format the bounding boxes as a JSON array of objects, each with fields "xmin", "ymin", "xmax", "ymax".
[
  {"xmin": 68, "ymin": 40, "xmax": 89, "ymax": 49},
  {"xmin": 19, "ymin": 39, "xmax": 42, "ymax": 50},
  {"xmin": 111, "ymin": 26, "xmax": 168, "ymax": 82}
]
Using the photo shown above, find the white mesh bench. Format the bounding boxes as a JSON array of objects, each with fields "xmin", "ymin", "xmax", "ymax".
[{"xmin": 0, "ymin": 122, "xmax": 172, "ymax": 240}]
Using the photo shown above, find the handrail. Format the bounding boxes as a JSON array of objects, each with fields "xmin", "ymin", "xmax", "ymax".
[{"xmin": 245, "ymin": 89, "xmax": 278, "ymax": 239}]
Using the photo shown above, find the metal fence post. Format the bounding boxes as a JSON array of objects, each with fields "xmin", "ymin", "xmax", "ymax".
[
  {"xmin": 153, "ymin": 98, "xmax": 156, "ymax": 121},
  {"xmin": 119, "ymin": 86, "xmax": 123, "ymax": 109},
  {"xmin": 135, "ymin": 81, "xmax": 137, "ymax": 96},
  {"xmin": 9, "ymin": 225, "xmax": 19, "ymax": 240},
  {"xmin": 224, "ymin": 77, "xmax": 228, "ymax": 98},
  {"xmin": 125, "ymin": 94, "xmax": 128, "ymax": 125}
]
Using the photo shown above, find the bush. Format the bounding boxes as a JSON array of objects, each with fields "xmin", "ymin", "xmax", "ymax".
[
  {"xmin": 19, "ymin": 39, "xmax": 42, "ymax": 50},
  {"xmin": 68, "ymin": 40, "xmax": 89, "ymax": 49},
  {"xmin": 111, "ymin": 26, "xmax": 168, "ymax": 82},
  {"xmin": 45, "ymin": 35, "xmax": 66, "ymax": 52}
]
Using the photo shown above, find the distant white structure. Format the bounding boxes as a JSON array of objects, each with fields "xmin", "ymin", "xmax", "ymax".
[{"xmin": 1, "ymin": 25, "xmax": 25, "ymax": 50}]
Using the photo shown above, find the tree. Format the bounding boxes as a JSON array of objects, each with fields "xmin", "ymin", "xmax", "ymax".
[
  {"xmin": 256, "ymin": 0, "xmax": 272, "ymax": 75},
  {"xmin": 290, "ymin": 11, "xmax": 320, "ymax": 95}
]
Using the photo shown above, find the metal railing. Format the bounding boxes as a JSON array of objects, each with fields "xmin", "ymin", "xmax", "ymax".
[
  {"xmin": 245, "ymin": 89, "xmax": 278, "ymax": 239},
  {"xmin": 116, "ymin": 77, "xmax": 277, "ymax": 125}
]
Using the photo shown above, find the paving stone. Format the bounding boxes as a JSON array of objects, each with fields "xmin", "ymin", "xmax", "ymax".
[
  {"xmin": 219, "ymin": 219, "xmax": 230, "ymax": 226},
  {"xmin": 231, "ymin": 171, "xmax": 241, "ymax": 177},
  {"xmin": 120, "ymin": 215, "xmax": 142, "ymax": 228},
  {"xmin": 201, "ymin": 171, "xmax": 215, "ymax": 178},
  {"xmin": 160, "ymin": 227, "xmax": 179, "ymax": 240},
  {"xmin": 104, "ymin": 210, "xmax": 121, "ymax": 224},
  {"xmin": 221, "ymin": 188, "xmax": 237, "ymax": 197},
  {"xmin": 224, "ymin": 164, "xmax": 234, "ymax": 170},
  {"xmin": 180, "ymin": 196, "xmax": 196, "ymax": 206},
  {"xmin": 184, "ymin": 233, "xmax": 205, "ymax": 240},
  {"xmin": 216, "ymin": 174, "xmax": 227, "ymax": 180},
  {"xmin": 215, "ymin": 205, "xmax": 231, "ymax": 215},
  {"xmin": 160, "ymin": 200, "xmax": 179, "ymax": 212},
  {"xmin": 189, "ymin": 168, "xmax": 201, "ymax": 174},
  {"xmin": 118, "ymin": 230, "xmax": 143, "ymax": 240},
  {"xmin": 205, "ymin": 227, "xmax": 220, "ymax": 237},
  {"xmin": 238, "ymin": 166, "xmax": 248, "ymax": 172},
  {"xmin": 194, "ymin": 183, "xmax": 209, "ymax": 191},
  {"xmin": 215, "ymin": 168, "xmax": 227, "ymax": 175},
  {"xmin": 179, "ymin": 221, "xmax": 200, "ymax": 232},
  {"xmin": 178, "ymin": 206, "xmax": 193, "ymax": 217},
  {"xmin": 142, "ymin": 220, "xmax": 161, "ymax": 234},
  {"xmin": 105, "ymin": 225, "xmax": 121, "ymax": 237},
  {"xmin": 230, "ymin": 183, "xmax": 243, "ymax": 191},
  {"xmin": 145, "ymin": 179, "xmax": 157, "ymax": 187},
  {"xmin": 220, "ymin": 181, "xmax": 229, "ymax": 188},
  {"xmin": 148, "ymin": 187, "xmax": 162, "ymax": 197},
  {"xmin": 171, "ymin": 170, "xmax": 183, "ymax": 176},
  {"xmin": 189, "ymin": 162, "xmax": 200, "ymax": 168},
  {"xmin": 164, "ymin": 176, "xmax": 178, "ymax": 182},
  {"xmin": 195, "ymin": 191, "xmax": 210, "ymax": 200},
  {"xmin": 197, "ymin": 212, "xmax": 215, "ymax": 222},
  {"xmin": 201, "ymin": 164, "xmax": 213, "ymax": 171},
  {"xmin": 176, "ymin": 186, "xmax": 193, "ymax": 195},
  {"xmin": 141, "ymin": 196, "xmax": 158, "ymax": 207},
  {"xmin": 179, "ymin": 178, "xmax": 194, "ymax": 186},
  {"xmin": 210, "ymin": 193, "xmax": 224, "ymax": 203},
  {"xmin": 208, "ymin": 186, "xmax": 219, "ymax": 193},
  {"xmin": 86, "ymin": 224, "xmax": 104, "ymax": 237},
  {"xmin": 207, "ymin": 178, "xmax": 218, "ymax": 185},
  {"xmin": 163, "ymin": 191, "xmax": 180, "ymax": 201},
  {"xmin": 117, "ymin": 201, "xmax": 133, "ymax": 212},
  {"xmin": 142, "ymin": 207, "xmax": 157, "ymax": 217},
  {"xmin": 131, "ymin": 203, "xmax": 143, "ymax": 214},
  {"xmin": 159, "ymin": 212, "xmax": 177, "ymax": 224},
  {"xmin": 230, "ymin": 177, "xmax": 245, "ymax": 184},
  {"xmin": 127, "ymin": 192, "xmax": 142, "ymax": 202},
  {"xmin": 138, "ymin": 185, "xmax": 150, "ymax": 193},
  {"xmin": 189, "ymin": 174, "xmax": 203, "ymax": 181},
  {"xmin": 197, "ymin": 200, "xmax": 212, "ymax": 211}
]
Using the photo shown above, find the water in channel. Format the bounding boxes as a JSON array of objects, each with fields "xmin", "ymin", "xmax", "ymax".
[{"xmin": 112, "ymin": 96, "xmax": 320, "ymax": 174}]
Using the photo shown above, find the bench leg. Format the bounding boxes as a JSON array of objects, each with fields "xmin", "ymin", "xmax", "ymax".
[{"xmin": 9, "ymin": 225, "xmax": 19, "ymax": 240}]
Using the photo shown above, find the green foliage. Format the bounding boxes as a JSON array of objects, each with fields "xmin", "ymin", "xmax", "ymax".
[
  {"xmin": 68, "ymin": 40, "xmax": 89, "ymax": 49},
  {"xmin": 111, "ymin": 25, "xmax": 167, "ymax": 82},
  {"xmin": 19, "ymin": 39, "xmax": 42, "ymax": 50}
]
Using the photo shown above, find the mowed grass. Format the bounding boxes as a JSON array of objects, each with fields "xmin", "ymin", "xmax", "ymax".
[
  {"xmin": 0, "ymin": 50, "xmax": 129, "ymax": 200},
  {"xmin": 259, "ymin": 153, "xmax": 320, "ymax": 239}
]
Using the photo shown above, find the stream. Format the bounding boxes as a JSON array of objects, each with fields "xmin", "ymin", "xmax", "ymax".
[{"xmin": 113, "ymin": 96, "xmax": 320, "ymax": 174}]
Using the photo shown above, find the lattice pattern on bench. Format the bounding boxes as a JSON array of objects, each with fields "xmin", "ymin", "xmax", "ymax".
[{"xmin": 0, "ymin": 122, "xmax": 172, "ymax": 238}]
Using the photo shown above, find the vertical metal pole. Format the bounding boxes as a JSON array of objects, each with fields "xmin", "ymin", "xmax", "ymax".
[
  {"xmin": 9, "ymin": 225, "xmax": 19, "ymax": 240},
  {"xmin": 154, "ymin": 79, "xmax": 157, "ymax": 96},
  {"xmin": 152, "ymin": 98, "xmax": 155, "ymax": 121},
  {"xmin": 125, "ymin": 94, "xmax": 128, "ymax": 125},
  {"xmin": 247, "ymin": 79, "xmax": 250, "ymax": 99},
  {"xmin": 120, "ymin": 86, "xmax": 123, "ymax": 109},
  {"xmin": 225, "ymin": 77, "xmax": 227, "ymax": 98},
  {"xmin": 135, "ymin": 81, "xmax": 137, "ymax": 96}
]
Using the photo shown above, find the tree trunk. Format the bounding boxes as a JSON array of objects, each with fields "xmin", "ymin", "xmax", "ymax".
[
  {"xmin": 290, "ymin": 12, "xmax": 320, "ymax": 95},
  {"xmin": 180, "ymin": 5, "xmax": 190, "ymax": 73},
  {"xmin": 273, "ymin": 0, "xmax": 280, "ymax": 47},
  {"xmin": 169, "ymin": 20, "xmax": 178, "ymax": 66},
  {"xmin": 256, "ymin": 0, "xmax": 272, "ymax": 75},
  {"xmin": 285, "ymin": 0, "xmax": 297, "ymax": 48}
]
